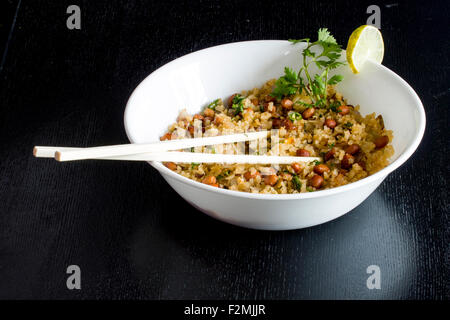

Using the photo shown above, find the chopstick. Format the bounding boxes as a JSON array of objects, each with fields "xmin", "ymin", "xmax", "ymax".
[
  {"xmin": 34, "ymin": 146, "xmax": 80, "ymax": 158},
  {"xmin": 35, "ymin": 149, "xmax": 320, "ymax": 164},
  {"xmin": 40, "ymin": 131, "xmax": 268, "ymax": 162},
  {"xmin": 113, "ymin": 152, "xmax": 320, "ymax": 164},
  {"xmin": 33, "ymin": 131, "xmax": 322, "ymax": 164}
]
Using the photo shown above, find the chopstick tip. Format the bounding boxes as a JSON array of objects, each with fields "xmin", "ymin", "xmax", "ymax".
[{"xmin": 54, "ymin": 151, "xmax": 62, "ymax": 161}]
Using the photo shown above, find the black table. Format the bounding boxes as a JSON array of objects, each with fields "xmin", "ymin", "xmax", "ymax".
[{"xmin": 0, "ymin": 0, "xmax": 448, "ymax": 300}]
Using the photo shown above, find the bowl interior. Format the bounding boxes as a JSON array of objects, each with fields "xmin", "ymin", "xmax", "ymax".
[{"xmin": 125, "ymin": 40, "xmax": 424, "ymax": 169}]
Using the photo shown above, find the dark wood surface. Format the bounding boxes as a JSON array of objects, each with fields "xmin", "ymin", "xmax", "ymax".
[{"xmin": 0, "ymin": 0, "xmax": 448, "ymax": 299}]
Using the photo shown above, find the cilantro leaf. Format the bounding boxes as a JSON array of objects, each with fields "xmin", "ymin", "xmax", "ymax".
[
  {"xmin": 303, "ymin": 47, "xmax": 315, "ymax": 57},
  {"xmin": 328, "ymin": 74, "xmax": 344, "ymax": 85},
  {"xmin": 283, "ymin": 67, "xmax": 298, "ymax": 83},
  {"xmin": 271, "ymin": 67, "xmax": 299, "ymax": 99},
  {"xmin": 318, "ymin": 28, "xmax": 337, "ymax": 44},
  {"xmin": 289, "ymin": 38, "xmax": 309, "ymax": 44},
  {"xmin": 328, "ymin": 61, "xmax": 346, "ymax": 70}
]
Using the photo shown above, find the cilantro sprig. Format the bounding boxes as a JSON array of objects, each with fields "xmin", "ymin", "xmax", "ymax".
[{"xmin": 273, "ymin": 28, "xmax": 345, "ymax": 108}]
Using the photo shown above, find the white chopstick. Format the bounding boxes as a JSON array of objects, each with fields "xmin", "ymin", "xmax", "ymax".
[
  {"xmin": 110, "ymin": 152, "xmax": 320, "ymax": 164},
  {"xmin": 36, "ymin": 150, "xmax": 319, "ymax": 164},
  {"xmin": 34, "ymin": 146, "xmax": 79, "ymax": 158},
  {"xmin": 51, "ymin": 131, "xmax": 268, "ymax": 162},
  {"xmin": 133, "ymin": 152, "xmax": 320, "ymax": 164}
]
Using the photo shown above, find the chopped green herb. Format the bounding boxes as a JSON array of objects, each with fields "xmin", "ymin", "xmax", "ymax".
[
  {"xmin": 217, "ymin": 169, "xmax": 232, "ymax": 180},
  {"xmin": 328, "ymin": 143, "xmax": 335, "ymax": 148},
  {"xmin": 207, "ymin": 98, "xmax": 220, "ymax": 110},
  {"xmin": 191, "ymin": 163, "xmax": 200, "ymax": 169},
  {"xmin": 232, "ymin": 94, "xmax": 244, "ymax": 104},
  {"xmin": 329, "ymin": 101, "xmax": 341, "ymax": 112},
  {"xmin": 343, "ymin": 122, "xmax": 353, "ymax": 129},
  {"xmin": 190, "ymin": 147, "xmax": 195, "ymax": 152},
  {"xmin": 231, "ymin": 94, "xmax": 245, "ymax": 115},
  {"xmin": 306, "ymin": 186, "xmax": 314, "ymax": 192},
  {"xmin": 288, "ymin": 111, "xmax": 302, "ymax": 121},
  {"xmin": 292, "ymin": 175, "xmax": 302, "ymax": 191}
]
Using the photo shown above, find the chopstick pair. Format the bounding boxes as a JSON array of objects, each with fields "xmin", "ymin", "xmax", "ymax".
[{"xmin": 33, "ymin": 131, "xmax": 321, "ymax": 164}]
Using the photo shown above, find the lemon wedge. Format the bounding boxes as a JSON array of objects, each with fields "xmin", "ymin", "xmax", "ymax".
[{"xmin": 346, "ymin": 25, "xmax": 384, "ymax": 73}]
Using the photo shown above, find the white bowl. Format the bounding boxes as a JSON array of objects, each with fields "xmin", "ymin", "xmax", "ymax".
[{"xmin": 124, "ymin": 40, "xmax": 425, "ymax": 230}]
